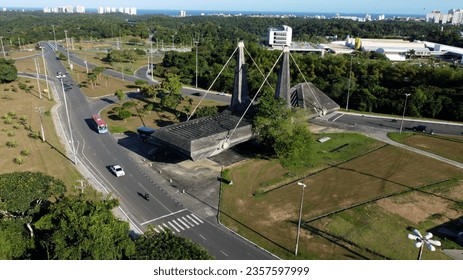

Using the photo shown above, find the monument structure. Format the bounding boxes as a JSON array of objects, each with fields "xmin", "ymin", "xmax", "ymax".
[{"xmin": 151, "ymin": 42, "xmax": 339, "ymax": 161}]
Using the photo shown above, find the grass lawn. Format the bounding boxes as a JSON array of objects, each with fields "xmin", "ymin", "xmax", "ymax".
[
  {"xmin": 389, "ymin": 132, "xmax": 463, "ymax": 163},
  {"xmin": 220, "ymin": 133, "xmax": 463, "ymax": 259},
  {"xmin": 0, "ymin": 78, "xmax": 83, "ymax": 190}
]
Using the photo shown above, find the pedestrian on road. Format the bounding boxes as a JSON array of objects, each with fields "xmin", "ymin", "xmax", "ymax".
[{"xmin": 144, "ymin": 193, "xmax": 150, "ymax": 201}]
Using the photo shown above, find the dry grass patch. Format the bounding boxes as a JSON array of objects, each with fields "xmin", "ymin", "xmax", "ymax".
[
  {"xmin": 220, "ymin": 137, "xmax": 462, "ymax": 259},
  {"xmin": 0, "ymin": 78, "xmax": 82, "ymax": 188},
  {"xmin": 400, "ymin": 134, "xmax": 463, "ymax": 163}
]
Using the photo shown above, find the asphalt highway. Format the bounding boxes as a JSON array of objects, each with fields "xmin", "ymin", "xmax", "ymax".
[{"xmin": 38, "ymin": 42, "xmax": 275, "ymax": 260}]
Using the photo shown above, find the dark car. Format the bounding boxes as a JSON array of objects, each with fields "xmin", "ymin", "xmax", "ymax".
[
  {"xmin": 192, "ymin": 92, "xmax": 203, "ymax": 96},
  {"xmin": 412, "ymin": 125, "xmax": 427, "ymax": 132}
]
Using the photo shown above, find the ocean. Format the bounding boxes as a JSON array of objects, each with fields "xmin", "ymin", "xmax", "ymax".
[{"xmin": 5, "ymin": 7, "xmax": 424, "ymax": 19}]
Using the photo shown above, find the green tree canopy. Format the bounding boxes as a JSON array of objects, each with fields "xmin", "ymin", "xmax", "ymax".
[
  {"xmin": 0, "ymin": 58, "xmax": 17, "ymax": 83},
  {"xmin": 34, "ymin": 196, "xmax": 135, "ymax": 260},
  {"xmin": 131, "ymin": 227, "xmax": 213, "ymax": 260}
]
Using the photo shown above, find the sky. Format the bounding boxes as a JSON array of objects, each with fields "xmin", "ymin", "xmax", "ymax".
[{"xmin": 3, "ymin": 1, "xmax": 463, "ymax": 14}]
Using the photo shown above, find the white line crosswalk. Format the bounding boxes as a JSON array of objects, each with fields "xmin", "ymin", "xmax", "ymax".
[{"xmin": 151, "ymin": 214, "xmax": 204, "ymax": 234}]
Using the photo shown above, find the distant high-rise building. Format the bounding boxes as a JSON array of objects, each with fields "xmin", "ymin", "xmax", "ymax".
[
  {"xmin": 180, "ymin": 10, "xmax": 187, "ymax": 17},
  {"xmin": 75, "ymin": 6, "xmax": 85, "ymax": 13},
  {"xmin": 268, "ymin": 25, "xmax": 292, "ymax": 48}
]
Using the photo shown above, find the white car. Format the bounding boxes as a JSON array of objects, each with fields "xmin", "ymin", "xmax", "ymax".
[{"xmin": 110, "ymin": 165, "xmax": 125, "ymax": 177}]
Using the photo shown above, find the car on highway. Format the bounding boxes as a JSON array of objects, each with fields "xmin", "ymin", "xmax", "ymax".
[
  {"xmin": 192, "ymin": 92, "xmax": 203, "ymax": 96},
  {"xmin": 109, "ymin": 165, "xmax": 125, "ymax": 177},
  {"xmin": 412, "ymin": 125, "xmax": 427, "ymax": 132}
]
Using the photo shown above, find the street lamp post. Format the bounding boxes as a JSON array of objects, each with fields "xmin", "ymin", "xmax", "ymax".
[
  {"xmin": 40, "ymin": 46, "xmax": 50, "ymax": 99},
  {"xmin": 51, "ymin": 25, "xmax": 57, "ymax": 50},
  {"xmin": 64, "ymin": 30, "xmax": 71, "ymax": 67},
  {"xmin": 0, "ymin": 36, "xmax": 5, "ymax": 59},
  {"xmin": 295, "ymin": 182, "xmax": 307, "ymax": 256},
  {"xmin": 195, "ymin": 41, "xmax": 198, "ymax": 88},
  {"xmin": 408, "ymin": 229, "xmax": 441, "ymax": 260},
  {"xmin": 35, "ymin": 107, "xmax": 45, "ymax": 142},
  {"xmin": 33, "ymin": 57, "xmax": 42, "ymax": 99},
  {"xmin": 57, "ymin": 74, "xmax": 77, "ymax": 165},
  {"xmin": 399, "ymin": 93, "xmax": 411, "ymax": 134},
  {"xmin": 345, "ymin": 53, "xmax": 353, "ymax": 111}
]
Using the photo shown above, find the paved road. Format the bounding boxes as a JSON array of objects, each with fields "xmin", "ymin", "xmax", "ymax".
[
  {"xmin": 34, "ymin": 42, "xmax": 275, "ymax": 260},
  {"xmin": 313, "ymin": 111, "xmax": 463, "ymax": 169}
]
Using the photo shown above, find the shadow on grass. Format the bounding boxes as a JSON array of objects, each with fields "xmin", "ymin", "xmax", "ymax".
[
  {"xmin": 302, "ymin": 223, "xmax": 390, "ymax": 260},
  {"xmin": 44, "ymin": 140, "xmax": 74, "ymax": 164}
]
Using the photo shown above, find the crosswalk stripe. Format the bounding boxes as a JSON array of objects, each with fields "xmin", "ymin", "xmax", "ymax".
[
  {"xmin": 172, "ymin": 219, "xmax": 184, "ymax": 231},
  {"xmin": 187, "ymin": 215, "xmax": 200, "ymax": 225},
  {"xmin": 157, "ymin": 225, "xmax": 165, "ymax": 232},
  {"xmin": 191, "ymin": 213, "xmax": 203, "ymax": 224},
  {"xmin": 154, "ymin": 227, "xmax": 160, "ymax": 233},
  {"xmin": 177, "ymin": 218, "xmax": 190, "ymax": 229},
  {"xmin": 182, "ymin": 216, "xmax": 195, "ymax": 227},
  {"xmin": 162, "ymin": 223, "xmax": 170, "ymax": 231},
  {"xmin": 167, "ymin": 221, "xmax": 180, "ymax": 232}
]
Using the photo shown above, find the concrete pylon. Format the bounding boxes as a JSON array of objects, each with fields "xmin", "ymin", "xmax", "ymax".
[
  {"xmin": 275, "ymin": 46, "xmax": 291, "ymax": 108},
  {"xmin": 231, "ymin": 41, "xmax": 250, "ymax": 114}
]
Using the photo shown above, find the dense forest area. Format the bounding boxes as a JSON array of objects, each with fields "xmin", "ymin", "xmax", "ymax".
[
  {"xmin": 0, "ymin": 172, "xmax": 212, "ymax": 260},
  {"xmin": 0, "ymin": 11, "xmax": 462, "ymax": 121}
]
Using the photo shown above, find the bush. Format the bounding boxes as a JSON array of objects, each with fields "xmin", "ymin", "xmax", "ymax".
[
  {"xmin": 14, "ymin": 157, "xmax": 24, "ymax": 165},
  {"xmin": 122, "ymin": 101, "xmax": 137, "ymax": 109},
  {"xmin": 20, "ymin": 149, "xmax": 31, "ymax": 156},
  {"xmin": 7, "ymin": 131, "xmax": 15, "ymax": 137},
  {"xmin": 28, "ymin": 131, "xmax": 40, "ymax": 139},
  {"xmin": 6, "ymin": 139, "xmax": 17, "ymax": 148}
]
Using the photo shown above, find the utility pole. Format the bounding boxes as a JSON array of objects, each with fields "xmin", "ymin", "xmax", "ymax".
[
  {"xmin": 51, "ymin": 25, "xmax": 57, "ymax": 50},
  {"xmin": 0, "ymin": 36, "xmax": 5, "ymax": 59},
  {"xmin": 35, "ymin": 107, "xmax": 45, "ymax": 142},
  {"xmin": 33, "ymin": 57, "xmax": 42, "ymax": 99},
  {"xmin": 40, "ymin": 46, "xmax": 50, "ymax": 99},
  {"xmin": 346, "ymin": 54, "xmax": 353, "ymax": 111}
]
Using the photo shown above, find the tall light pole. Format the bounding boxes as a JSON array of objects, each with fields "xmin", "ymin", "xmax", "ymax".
[
  {"xmin": 408, "ymin": 229, "xmax": 441, "ymax": 260},
  {"xmin": 399, "ymin": 93, "xmax": 411, "ymax": 134},
  {"xmin": 51, "ymin": 25, "xmax": 57, "ymax": 50},
  {"xmin": 64, "ymin": 30, "xmax": 71, "ymax": 67},
  {"xmin": 195, "ymin": 40, "xmax": 198, "ymax": 88},
  {"xmin": 295, "ymin": 182, "xmax": 307, "ymax": 256},
  {"xmin": 33, "ymin": 57, "xmax": 42, "ymax": 99},
  {"xmin": 40, "ymin": 46, "xmax": 50, "ymax": 99},
  {"xmin": 35, "ymin": 107, "xmax": 45, "ymax": 142},
  {"xmin": 57, "ymin": 74, "xmax": 77, "ymax": 165},
  {"xmin": 0, "ymin": 36, "xmax": 5, "ymax": 59},
  {"xmin": 345, "ymin": 53, "xmax": 353, "ymax": 111}
]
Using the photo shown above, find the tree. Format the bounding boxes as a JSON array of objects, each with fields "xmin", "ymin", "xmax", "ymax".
[
  {"xmin": 115, "ymin": 89, "xmax": 126, "ymax": 101},
  {"xmin": 34, "ymin": 196, "xmax": 135, "ymax": 260},
  {"xmin": 117, "ymin": 109, "xmax": 132, "ymax": 121},
  {"xmin": 0, "ymin": 58, "xmax": 17, "ymax": 83},
  {"xmin": 131, "ymin": 227, "xmax": 213, "ymax": 260},
  {"xmin": 0, "ymin": 172, "xmax": 66, "ymax": 259},
  {"xmin": 253, "ymin": 93, "xmax": 315, "ymax": 169}
]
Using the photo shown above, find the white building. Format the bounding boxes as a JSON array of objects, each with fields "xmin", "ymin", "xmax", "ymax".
[
  {"xmin": 180, "ymin": 10, "xmax": 187, "ymax": 17},
  {"xmin": 75, "ymin": 6, "xmax": 85, "ymax": 13},
  {"xmin": 268, "ymin": 25, "xmax": 292, "ymax": 48}
]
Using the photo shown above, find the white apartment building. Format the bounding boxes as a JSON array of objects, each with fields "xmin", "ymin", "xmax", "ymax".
[
  {"xmin": 426, "ymin": 9, "xmax": 463, "ymax": 25},
  {"xmin": 97, "ymin": 6, "xmax": 136, "ymax": 15},
  {"xmin": 268, "ymin": 25, "xmax": 292, "ymax": 47},
  {"xmin": 75, "ymin": 6, "xmax": 85, "ymax": 13}
]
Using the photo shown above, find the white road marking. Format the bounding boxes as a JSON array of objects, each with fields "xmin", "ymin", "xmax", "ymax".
[
  {"xmin": 199, "ymin": 234, "xmax": 206, "ymax": 241},
  {"xmin": 332, "ymin": 114, "xmax": 344, "ymax": 122},
  {"xmin": 182, "ymin": 216, "xmax": 194, "ymax": 227},
  {"xmin": 171, "ymin": 219, "xmax": 184, "ymax": 231},
  {"xmin": 141, "ymin": 209, "xmax": 188, "ymax": 225},
  {"xmin": 220, "ymin": 250, "xmax": 229, "ymax": 257},
  {"xmin": 187, "ymin": 215, "xmax": 200, "ymax": 225},
  {"xmin": 191, "ymin": 214, "xmax": 203, "ymax": 224},
  {"xmin": 167, "ymin": 221, "xmax": 180, "ymax": 232},
  {"xmin": 177, "ymin": 218, "xmax": 190, "ymax": 229}
]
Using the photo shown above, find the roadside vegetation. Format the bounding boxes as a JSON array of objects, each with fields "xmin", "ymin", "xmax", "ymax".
[{"xmin": 388, "ymin": 132, "xmax": 463, "ymax": 163}]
